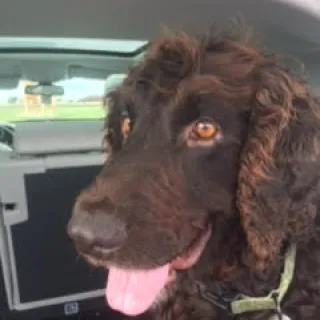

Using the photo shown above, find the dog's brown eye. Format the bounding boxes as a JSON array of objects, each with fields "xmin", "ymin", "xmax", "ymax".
[
  {"xmin": 193, "ymin": 121, "xmax": 217, "ymax": 139},
  {"xmin": 121, "ymin": 117, "xmax": 131, "ymax": 138}
]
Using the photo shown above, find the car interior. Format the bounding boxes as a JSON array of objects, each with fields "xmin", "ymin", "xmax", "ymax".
[{"xmin": 0, "ymin": 0, "xmax": 320, "ymax": 319}]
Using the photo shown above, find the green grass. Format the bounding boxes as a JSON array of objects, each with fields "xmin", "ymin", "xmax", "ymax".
[{"xmin": 0, "ymin": 103, "xmax": 106, "ymax": 122}]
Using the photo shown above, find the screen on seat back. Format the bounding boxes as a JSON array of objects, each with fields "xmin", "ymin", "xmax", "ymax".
[{"xmin": 10, "ymin": 165, "xmax": 104, "ymax": 303}]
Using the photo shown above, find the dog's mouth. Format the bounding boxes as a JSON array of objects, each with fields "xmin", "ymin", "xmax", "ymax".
[{"xmin": 106, "ymin": 226, "xmax": 212, "ymax": 316}]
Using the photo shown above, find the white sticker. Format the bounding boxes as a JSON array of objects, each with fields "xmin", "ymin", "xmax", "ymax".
[{"xmin": 64, "ymin": 301, "xmax": 79, "ymax": 315}]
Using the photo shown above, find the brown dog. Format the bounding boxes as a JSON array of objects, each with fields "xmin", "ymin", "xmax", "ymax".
[{"xmin": 67, "ymin": 26, "xmax": 320, "ymax": 319}]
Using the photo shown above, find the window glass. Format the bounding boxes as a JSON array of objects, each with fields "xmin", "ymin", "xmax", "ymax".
[{"xmin": 0, "ymin": 78, "xmax": 106, "ymax": 122}]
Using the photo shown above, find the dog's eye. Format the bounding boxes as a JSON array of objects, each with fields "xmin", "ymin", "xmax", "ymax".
[
  {"xmin": 193, "ymin": 120, "xmax": 218, "ymax": 139},
  {"xmin": 121, "ymin": 117, "xmax": 131, "ymax": 139}
]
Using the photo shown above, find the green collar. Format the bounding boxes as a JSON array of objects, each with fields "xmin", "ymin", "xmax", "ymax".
[{"xmin": 198, "ymin": 244, "xmax": 297, "ymax": 315}]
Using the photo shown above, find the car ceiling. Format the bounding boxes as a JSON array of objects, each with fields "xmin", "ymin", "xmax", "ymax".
[{"xmin": 1, "ymin": 0, "xmax": 320, "ymax": 87}]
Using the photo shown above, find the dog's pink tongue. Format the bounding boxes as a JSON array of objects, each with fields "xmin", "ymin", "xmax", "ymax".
[{"xmin": 106, "ymin": 264, "xmax": 170, "ymax": 316}]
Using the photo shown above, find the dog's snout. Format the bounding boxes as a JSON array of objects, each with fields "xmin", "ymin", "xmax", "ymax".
[{"xmin": 67, "ymin": 207, "xmax": 127, "ymax": 256}]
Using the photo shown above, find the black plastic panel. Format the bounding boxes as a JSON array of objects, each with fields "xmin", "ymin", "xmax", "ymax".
[{"xmin": 11, "ymin": 165, "xmax": 106, "ymax": 303}]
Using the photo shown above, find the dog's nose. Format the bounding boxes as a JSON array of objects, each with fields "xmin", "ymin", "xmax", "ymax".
[{"xmin": 67, "ymin": 208, "xmax": 126, "ymax": 256}]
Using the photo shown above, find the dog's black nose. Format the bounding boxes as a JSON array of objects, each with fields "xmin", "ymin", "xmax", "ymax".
[{"xmin": 67, "ymin": 208, "xmax": 126, "ymax": 257}]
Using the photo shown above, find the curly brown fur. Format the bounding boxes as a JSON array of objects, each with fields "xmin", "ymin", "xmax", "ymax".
[{"xmin": 67, "ymin": 25, "xmax": 320, "ymax": 319}]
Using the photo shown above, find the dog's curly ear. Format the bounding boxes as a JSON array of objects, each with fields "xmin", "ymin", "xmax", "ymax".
[{"xmin": 237, "ymin": 64, "xmax": 320, "ymax": 268}]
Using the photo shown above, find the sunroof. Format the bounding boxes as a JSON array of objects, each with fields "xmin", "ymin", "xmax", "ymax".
[{"xmin": 0, "ymin": 37, "xmax": 147, "ymax": 54}]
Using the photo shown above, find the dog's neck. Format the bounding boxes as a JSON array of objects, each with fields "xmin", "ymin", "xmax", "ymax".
[{"xmin": 180, "ymin": 217, "xmax": 292, "ymax": 318}]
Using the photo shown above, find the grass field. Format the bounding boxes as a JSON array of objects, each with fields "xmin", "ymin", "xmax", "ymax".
[{"xmin": 0, "ymin": 103, "xmax": 106, "ymax": 122}]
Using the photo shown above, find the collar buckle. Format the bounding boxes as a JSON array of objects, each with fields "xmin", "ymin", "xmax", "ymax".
[
  {"xmin": 197, "ymin": 282, "xmax": 240, "ymax": 315},
  {"xmin": 272, "ymin": 292, "xmax": 285, "ymax": 320}
]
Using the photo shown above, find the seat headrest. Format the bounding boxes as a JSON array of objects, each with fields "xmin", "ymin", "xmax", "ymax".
[
  {"xmin": 13, "ymin": 120, "xmax": 104, "ymax": 155},
  {"xmin": 104, "ymin": 74, "xmax": 126, "ymax": 94}
]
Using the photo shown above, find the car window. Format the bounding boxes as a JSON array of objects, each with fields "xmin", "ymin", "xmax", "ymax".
[{"xmin": 0, "ymin": 77, "xmax": 106, "ymax": 123}]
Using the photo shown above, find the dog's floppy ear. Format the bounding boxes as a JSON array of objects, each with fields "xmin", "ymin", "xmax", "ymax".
[{"xmin": 237, "ymin": 64, "xmax": 320, "ymax": 268}]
